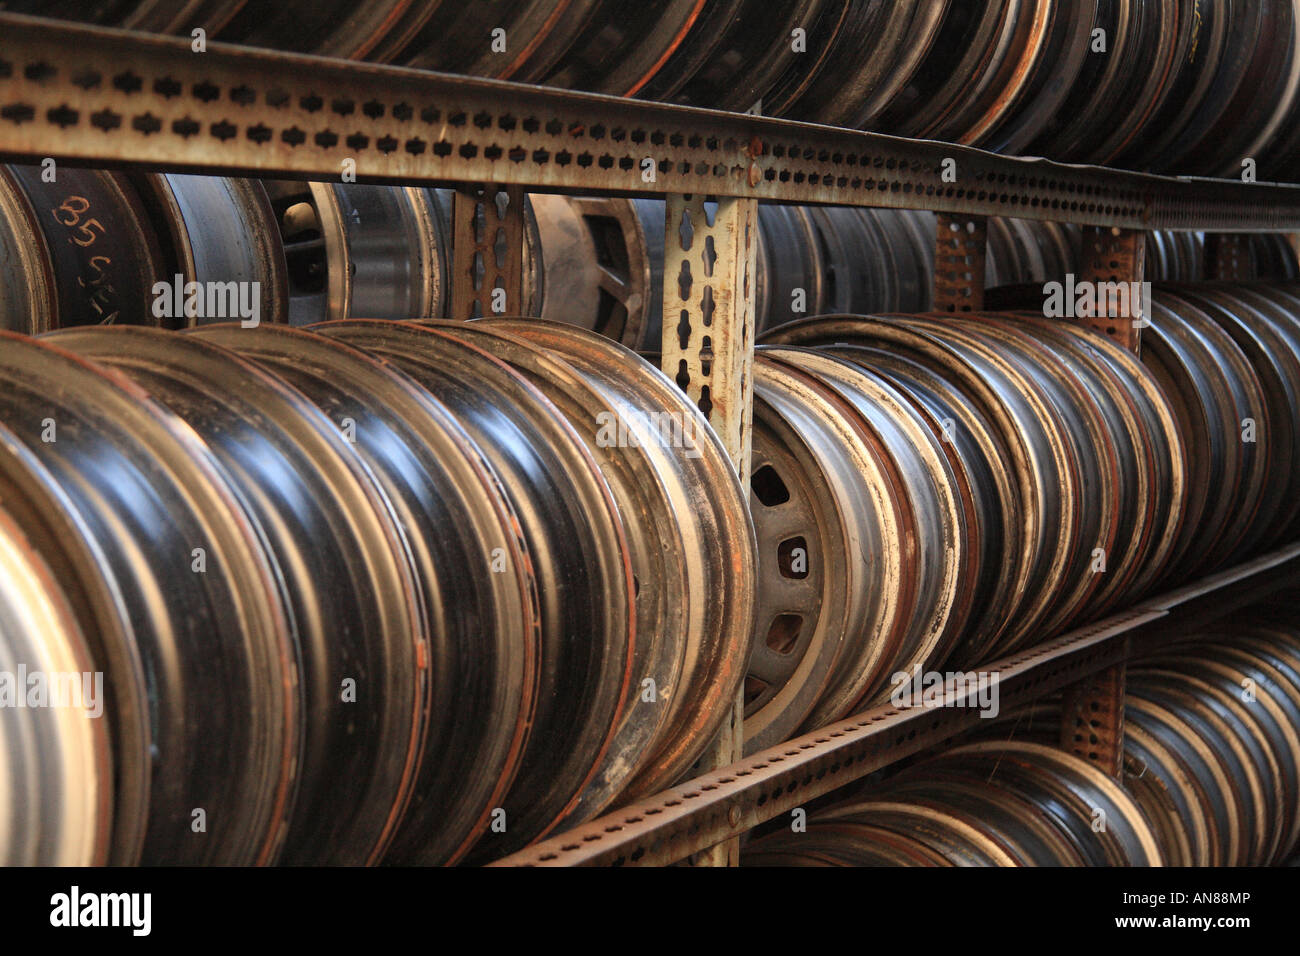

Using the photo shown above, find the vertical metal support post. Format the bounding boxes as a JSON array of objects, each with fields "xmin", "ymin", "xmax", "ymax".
[
  {"xmin": 1059, "ymin": 227, "xmax": 1142, "ymax": 775},
  {"xmin": 1205, "ymin": 232, "xmax": 1251, "ymax": 280},
  {"xmin": 661, "ymin": 194, "xmax": 757, "ymax": 474},
  {"xmin": 661, "ymin": 193, "xmax": 758, "ymax": 866},
  {"xmin": 933, "ymin": 214, "xmax": 986, "ymax": 312},
  {"xmin": 1060, "ymin": 658, "xmax": 1128, "ymax": 781},
  {"xmin": 450, "ymin": 184, "xmax": 526, "ymax": 320},
  {"xmin": 1077, "ymin": 225, "xmax": 1146, "ymax": 354}
]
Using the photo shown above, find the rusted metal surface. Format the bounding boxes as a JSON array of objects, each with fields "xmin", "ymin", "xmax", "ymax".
[
  {"xmin": 448, "ymin": 184, "xmax": 526, "ymax": 320},
  {"xmin": 491, "ymin": 607, "xmax": 1158, "ymax": 867},
  {"xmin": 1076, "ymin": 225, "xmax": 1145, "ymax": 353},
  {"xmin": 933, "ymin": 214, "xmax": 986, "ymax": 312},
  {"xmin": 688, "ymin": 689, "xmax": 744, "ymax": 868},
  {"xmin": 492, "ymin": 542, "xmax": 1300, "ymax": 866},
  {"xmin": 659, "ymin": 192, "xmax": 757, "ymax": 866},
  {"xmin": 7, "ymin": 15, "xmax": 1300, "ymax": 230},
  {"xmin": 1060, "ymin": 660, "xmax": 1128, "ymax": 780},
  {"xmin": 660, "ymin": 194, "xmax": 757, "ymax": 477}
]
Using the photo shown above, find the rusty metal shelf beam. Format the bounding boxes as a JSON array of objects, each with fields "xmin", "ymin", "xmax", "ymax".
[
  {"xmin": 3, "ymin": 14, "xmax": 1300, "ymax": 231},
  {"xmin": 492, "ymin": 543, "xmax": 1300, "ymax": 866}
]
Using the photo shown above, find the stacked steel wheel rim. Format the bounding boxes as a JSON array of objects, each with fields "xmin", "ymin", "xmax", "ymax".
[
  {"xmin": 0, "ymin": 502, "xmax": 113, "ymax": 865},
  {"xmin": 1121, "ymin": 613, "xmax": 1300, "ymax": 866},
  {"xmin": 0, "ymin": 165, "xmax": 949, "ymax": 350},
  {"xmin": 743, "ymin": 740, "xmax": 1164, "ymax": 867},
  {"xmin": 757, "ymin": 307, "xmax": 1188, "ymax": 645},
  {"xmin": 0, "ymin": 331, "xmax": 299, "ymax": 865},
  {"xmin": 983, "ymin": 222, "xmax": 1298, "ymax": 288},
  {"xmin": 7, "ymin": 272, "xmax": 1300, "ymax": 862},
  {"xmin": 740, "ymin": 283, "xmax": 1300, "ymax": 753},
  {"xmin": 0, "ymin": 317, "xmax": 756, "ymax": 865},
  {"xmin": 942, "ymin": 615, "xmax": 1300, "ymax": 867},
  {"xmin": 744, "ymin": 344, "xmax": 968, "ymax": 753},
  {"xmin": 746, "ymin": 616, "xmax": 1300, "ymax": 867}
]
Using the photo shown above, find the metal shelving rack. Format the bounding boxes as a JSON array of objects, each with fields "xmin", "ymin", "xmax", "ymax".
[
  {"xmin": 5, "ymin": 12, "xmax": 1300, "ymax": 867},
  {"xmin": 497, "ymin": 544, "xmax": 1300, "ymax": 866}
]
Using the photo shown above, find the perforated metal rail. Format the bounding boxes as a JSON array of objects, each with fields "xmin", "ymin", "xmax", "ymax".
[
  {"xmin": 658, "ymin": 194, "xmax": 757, "ymax": 867},
  {"xmin": 4, "ymin": 14, "xmax": 1300, "ymax": 231},
  {"xmin": 493, "ymin": 544, "xmax": 1300, "ymax": 866}
]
